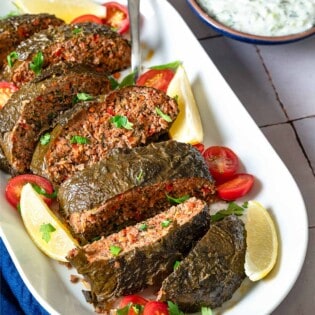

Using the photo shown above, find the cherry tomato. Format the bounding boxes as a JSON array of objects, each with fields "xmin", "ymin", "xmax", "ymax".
[
  {"xmin": 119, "ymin": 295, "xmax": 148, "ymax": 315},
  {"xmin": 71, "ymin": 14, "xmax": 103, "ymax": 24},
  {"xmin": 216, "ymin": 173, "xmax": 254, "ymax": 201},
  {"xmin": 193, "ymin": 143, "xmax": 205, "ymax": 154},
  {"xmin": 143, "ymin": 301, "xmax": 169, "ymax": 315},
  {"xmin": 102, "ymin": 2, "xmax": 130, "ymax": 34},
  {"xmin": 136, "ymin": 69, "xmax": 175, "ymax": 93},
  {"xmin": 0, "ymin": 81, "xmax": 18, "ymax": 109},
  {"xmin": 203, "ymin": 146, "xmax": 239, "ymax": 182},
  {"xmin": 5, "ymin": 174, "xmax": 55, "ymax": 209}
]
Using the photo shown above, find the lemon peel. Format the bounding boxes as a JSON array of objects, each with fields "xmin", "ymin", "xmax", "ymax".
[
  {"xmin": 167, "ymin": 65, "xmax": 203, "ymax": 144},
  {"xmin": 20, "ymin": 183, "xmax": 78, "ymax": 262},
  {"xmin": 244, "ymin": 200, "xmax": 278, "ymax": 281}
]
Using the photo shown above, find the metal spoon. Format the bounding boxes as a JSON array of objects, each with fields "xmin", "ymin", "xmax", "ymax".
[{"xmin": 128, "ymin": 0, "xmax": 141, "ymax": 81}]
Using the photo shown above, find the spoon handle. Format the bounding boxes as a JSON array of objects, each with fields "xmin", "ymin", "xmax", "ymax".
[{"xmin": 128, "ymin": 0, "xmax": 141, "ymax": 80}]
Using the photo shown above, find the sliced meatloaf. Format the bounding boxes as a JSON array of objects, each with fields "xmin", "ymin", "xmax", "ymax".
[
  {"xmin": 0, "ymin": 14, "xmax": 64, "ymax": 71},
  {"xmin": 158, "ymin": 215, "xmax": 246, "ymax": 312},
  {"xmin": 0, "ymin": 62, "xmax": 112, "ymax": 174},
  {"xmin": 2, "ymin": 22, "xmax": 131, "ymax": 86},
  {"xmin": 57, "ymin": 140, "xmax": 216, "ymax": 244},
  {"xmin": 30, "ymin": 85, "xmax": 179, "ymax": 186},
  {"xmin": 67, "ymin": 197, "xmax": 210, "ymax": 312}
]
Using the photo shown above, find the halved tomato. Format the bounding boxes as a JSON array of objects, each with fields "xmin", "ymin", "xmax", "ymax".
[
  {"xmin": 216, "ymin": 173, "xmax": 254, "ymax": 201},
  {"xmin": 118, "ymin": 295, "xmax": 148, "ymax": 315},
  {"xmin": 203, "ymin": 146, "xmax": 239, "ymax": 182},
  {"xmin": 143, "ymin": 301, "xmax": 169, "ymax": 315},
  {"xmin": 136, "ymin": 69, "xmax": 175, "ymax": 93},
  {"xmin": 0, "ymin": 81, "xmax": 18, "ymax": 109},
  {"xmin": 5, "ymin": 174, "xmax": 55, "ymax": 209},
  {"xmin": 71, "ymin": 14, "xmax": 103, "ymax": 24},
  {"xmin": 102, "ymin": 2, "xmax": 130, "ymax": 34},
  {"xmin": 193, "ymin": 143, "xmax": 205, "ymax": 154}
]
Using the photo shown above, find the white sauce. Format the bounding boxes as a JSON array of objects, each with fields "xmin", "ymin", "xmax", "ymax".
[{"xmin": 197, "ymin": 0, "xmax": 315, "ymax": 36}]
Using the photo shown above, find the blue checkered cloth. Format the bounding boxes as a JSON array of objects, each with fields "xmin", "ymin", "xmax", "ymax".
[{"xmin": 0, "ymin": 238, "xmax": 49, "ymax": 315}]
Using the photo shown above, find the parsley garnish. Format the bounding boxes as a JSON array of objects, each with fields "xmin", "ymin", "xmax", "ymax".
[
  {"xmin": 7, "ymin": 51, "xmax": 19, "ymax": 68},
  {"xmin": 110, "ymin": 115, "xmax": 133, "ymax": 130},
  {"xmin": 40, "ymin": 223, "xmax": 56, "ymax": 243},
  {"xmin": 119, "ymin": 72, "xmax": 137, "ymax": 88},
  {"xmin": 138, "ymin": 223, "xmax": 147, "ymax": 231},
  {"xmin": 161, "ymin": 219, "xmax": 172, "ymax": 228},
  {"xmin": 150, "ymin": 60, "xmax": 182, "ymax": 71},
  {"xmin": 116, "ymin": 305, "xmax": 129, "ymax": 315},
  {"xmin": 32, "ymin": 184, "xmax": 57, "ymax": 199},
  {"xmin": 168, "ymin": 301, "xmax": 184, "ymax": 315},
  {"xmin": 201, "ymin": 306, "xmax": 213, "ymax": 315},
  {"xmin": 166, "ymin": 194, "xmax": 190, "ymax": 204},
  {"xmin": 30, "ymin": 51, "xmax": 44, "ymax": 75},
  {"xmin": 211, "ymin": 201, "xmax": 248, "ymax": 222},
  {"xmin": 110, "ymin": 245, "xmax": 122, "ymax": 256},
  {"xmin": 72, "ymin": 92, "xmax": 94, "ymax": 104},
  {"xmin": 136, "ymin": 169, "xmax": 143, "ymax": 182},
  {"xmin": 70, "ymin": 135, "xmax": 89, "ymax": 144},
  {"xmin": 173, "ymin": 260, "xmax": 181, "ymax": 270},
  {"xmin": 155, "ymin": 107, "xmax": 172, "ymax": 122},
  {"xmin": 72, "ymin": 27, "xmax": 82, "ymax": 34},
  {"xmin": 40, "ymin": 133, "xmax": 51, "ymax": 145}
]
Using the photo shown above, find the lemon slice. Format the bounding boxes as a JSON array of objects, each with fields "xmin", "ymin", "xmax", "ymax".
[
  {"xmin": 20, "ymin": 183, "xmax": 78, "ymax": 262},
  {"xmin": 244, "ymin": 200, "xmax": 279, "ymax": 281},
  {"xmin": 13, "ymin": 0, "xmax": 106, "ymax": 23},
  {"xmin": 167, "ymin": 65, "xmax": 203, "ymax": 144}
]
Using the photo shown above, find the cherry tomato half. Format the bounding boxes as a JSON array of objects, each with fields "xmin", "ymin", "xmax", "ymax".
[
  {"xmin": 71, "ymin": 14, "xmax": 103, "ymax": 24},
  {"xmin": 193, "ymin": 143, "xmax": 205, "ymax": 155},
  {"xmin": 119, "ymin": 295, "xmax": 148, "ymax": 315},
  {"xmin": 216, "ymin": 173, "xmax": 254, "ymax": 201},
  {"xmin": 0, "ymin": 81, "xmax": 18, "ymax": 109},
  {"xmin": 102, "ymin": 2, "xmax": 130, "ymax": 34},
  {"xmin": 203, "ymin": 146, "xmax": 239, "ymax": 183},
  {"xmin": 136, "ymin": 69, "xmax": 175, "ymax": 93},
  {"xmin": 143, "ymin": 301, "xmax": 169, "ymax": 315},
  {"xmin": 5, "ymin": 174, "xmax": 55, "ymax": 209}
]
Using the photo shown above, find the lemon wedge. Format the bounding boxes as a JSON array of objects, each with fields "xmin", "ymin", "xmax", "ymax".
[
  {"xmin": 13, "ymin": 0, "xmax": 106, "ymax": 23},
  {"xmin": 20, "ymin": 183, "xmax": 78, "ymax": 262},
  {"xmin": 244, "ymin": 200, "xmax": 279, "ymax": 281},
  {"xmin": 167, "ymin": 65, "xmax": 203, "ymax": 144}
]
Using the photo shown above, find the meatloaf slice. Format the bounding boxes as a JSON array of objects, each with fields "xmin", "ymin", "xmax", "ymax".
[
  {"xmin": 56, "ymin": 140, "xmax": 216, "ymax": 244},
  {"xmin": 67, "ymin": 197, "xmax": 210, "ymax": 312},
  {"xmin": 2, "ymin": 22, "xmax": 131, "ymax": 86},
  {"xmin": 0, "ymin": 62, "xmax": 112, "ymax": 174},
  {"xmin": 158, "ymin": 215, "xmax": 246, "ymax": 312},
  {"xmin": 0, "ymin": 14, "xmax": 64, "ymax": 71},
  {"xmin": 30, "ymin": 86, "xmax": 179, "ymax": 186}
]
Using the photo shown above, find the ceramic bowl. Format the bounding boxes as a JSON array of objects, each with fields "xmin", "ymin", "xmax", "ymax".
[{"xmin": 187, "ymin": 0, "xmax": 315, "ymax": 45}]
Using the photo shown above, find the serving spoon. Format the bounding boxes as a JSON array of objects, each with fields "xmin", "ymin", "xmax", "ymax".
[{"xmin": 128, "ymin": 0, "xmax": 141, "ymax": 80}]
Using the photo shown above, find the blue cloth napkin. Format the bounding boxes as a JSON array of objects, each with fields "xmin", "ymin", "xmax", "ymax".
[{"xmin": 0, "ymin": 238, "xmax": 49, "ymax": 315}]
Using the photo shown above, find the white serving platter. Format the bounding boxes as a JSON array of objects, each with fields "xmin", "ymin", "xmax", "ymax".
[{"xmin": 0, "ymin": 1, "xmax": 308, "ymax": 314}]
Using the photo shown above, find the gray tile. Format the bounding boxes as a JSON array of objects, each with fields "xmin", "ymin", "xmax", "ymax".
[
  {"xmin": 200, "ymin": 37, "xmax": 287, "ymax": 126},
  {"xmin": 272, "ymin": 227, "xmax": 315, "ymax": 315},
  {"xmin": 258, "ymin": 37, "xmax": 315, "ymax": 120},
  {"xmin": 261, "ymin": 123, "xmax": 315, "ymax": 226},
  {"xmin": 294, "ymin": 117, "xmax": 315, "ymax": 173}
]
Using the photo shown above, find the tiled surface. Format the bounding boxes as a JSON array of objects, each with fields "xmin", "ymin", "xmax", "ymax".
[{"xmin": 168, "ymin": 0, "xmax": 315, "ymax": 314}]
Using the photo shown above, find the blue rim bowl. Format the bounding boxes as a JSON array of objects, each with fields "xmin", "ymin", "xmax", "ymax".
[{"xmin": 187, "ymin": 0, "xmax": 315, "ymax": 45}]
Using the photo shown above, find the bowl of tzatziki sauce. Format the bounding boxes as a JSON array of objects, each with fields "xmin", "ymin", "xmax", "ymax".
[{"xmin": 187, "ymin": 0, "xmax": 315, "ymax": 44}]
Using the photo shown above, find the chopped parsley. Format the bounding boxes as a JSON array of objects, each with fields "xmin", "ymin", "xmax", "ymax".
[
  {"xmin": 155, "ymin": 107, "xmax": 172, "ymax": 122},
  {"xmin": 168, "ymin": 301, "xmax": 184, "ymax": 315},
  {"xmin": 138, "ymin": 223, "xmax": 148, "ymax": 231},
  {"xmin": 70, "ymin": 135, "xmax": 89, "ymax": 144},
  {"xmin": 166, "ymin": 194, "xmax": 190, "ymax": 204},
  {"xmin": 150, "ymin": 60, "xmax": 182, "ymax": 71},
  {"xmin": 161, "ymin": 219, "xmax": 172, "ymax": 228},
  {"xmin": 136, "ymin": 169, "xmax": 144, "ymax": 182},
  {"xmin": 72, "ymin": 27, "xmax": 82, "ymax": 34},
  {"xmin": 201, "ymin": 306, "xmax": 213, "ymax": 315},
  {"xmin": 109, "ymin": 245, "xmax": 122, "ymax": 256},
  {"xmin": 32, "ymin": 184, "xmax": 57, "ymax": 199},
  {"xmin": 211, "ymin": 201, "xmax": 248, "ymax": 222},
  {"xmin": 173, "ymin": 260, "xmax": 181, "ymax": 270},
  {"xmin": 30, "ymin": 51, "xmax": 44, "ymax": 75},
  {"xmin": 7, "ymin": 51, "xmax": 19, "ymax": 68},
  {"xmin": 116, "ymin": 305, "xmax": 129, "ymax": 315},
  {"xmin": 110, "ymin": 115, "xmax": 133, "ymax": 130},
  {"xmin": 72, "ymin": 92, "xmax": 94, "ymax": 104},
  {"xmin": 40, "ymin": 223, "xmax": 56, "ymax": 243},
  {"xmin": 40, "ymin": 133, "xmax": 51, "ymax": 145}
]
